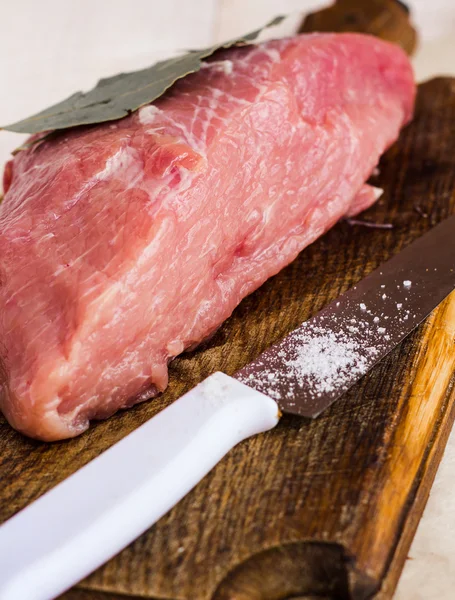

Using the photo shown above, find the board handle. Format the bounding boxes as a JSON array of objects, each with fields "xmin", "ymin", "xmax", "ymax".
[{"xmin": 0, "ymin": 373, "xmax": 279, "ymax": 600}]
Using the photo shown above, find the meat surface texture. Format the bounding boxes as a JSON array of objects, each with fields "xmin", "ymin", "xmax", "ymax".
[{"xmin": 0, "ymin": 33, "xmax": 415, "ymax": 440}]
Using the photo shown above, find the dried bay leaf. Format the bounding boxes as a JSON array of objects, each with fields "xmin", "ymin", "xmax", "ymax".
[{"xmin": 2, "ymin": 16, "xmax": 284, "ymax": 135}]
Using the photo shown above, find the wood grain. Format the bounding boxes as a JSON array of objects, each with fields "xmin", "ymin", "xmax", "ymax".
[
  {"xmin": 63, "ymin": 82, "xmax": 455, "ymax": 599},
  {"xmin": 58, "ymin": 78, "xmax": 455, "ymax": 599},
  {"xmin": 300, "ymin": 0, "xmax": 418, "ymax": 54},
  {"xmin": 1, "ymin": 2, "xmax": 454, "ymax": 600}
]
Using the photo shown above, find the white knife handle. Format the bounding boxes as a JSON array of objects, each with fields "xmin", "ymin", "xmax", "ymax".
[{"xmin": 0, "ymin": 372, "xmax": 279, "ymax": 600}]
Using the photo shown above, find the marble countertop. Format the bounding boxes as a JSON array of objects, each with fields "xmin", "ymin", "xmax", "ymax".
[{"xmin": 1, "ymin": 1, "xmax": 454, "ymax": 597}]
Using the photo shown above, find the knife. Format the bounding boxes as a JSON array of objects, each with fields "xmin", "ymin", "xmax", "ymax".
[{"xmin": 1, "ymin": 215, "xmax": 455, "ymax": 600}]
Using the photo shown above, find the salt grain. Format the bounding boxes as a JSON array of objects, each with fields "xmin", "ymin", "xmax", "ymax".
[
  {"xmin": 282, "ymin": 328, "xmax": 377, "ymax": 395},
  {"xmin": 239, "ymin": 320, "xmax": 382, "ymax": 403},
  {"xmin": 238, "ymin": 275, "xmax": 417, "ymax": 407}
]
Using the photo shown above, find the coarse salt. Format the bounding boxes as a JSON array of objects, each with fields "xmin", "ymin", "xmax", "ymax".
[{"xmin": 239, "ymin": 320, "xmax": 381, "ymax": 402}]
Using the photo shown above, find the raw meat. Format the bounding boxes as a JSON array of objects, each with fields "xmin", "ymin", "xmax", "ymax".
[{"xmin": 0, "ymin": 33, "xmax": 415, "ymax": 440}]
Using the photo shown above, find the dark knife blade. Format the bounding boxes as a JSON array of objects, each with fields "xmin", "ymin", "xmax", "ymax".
[{"xmin": 236, "ymin": 215, "xmax": 455, "ymax": 417}]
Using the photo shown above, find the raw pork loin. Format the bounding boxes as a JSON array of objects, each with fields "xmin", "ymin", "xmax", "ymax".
[{"xmin": 0, "ymin": 33, "xmax": 415, "ymax": 440}]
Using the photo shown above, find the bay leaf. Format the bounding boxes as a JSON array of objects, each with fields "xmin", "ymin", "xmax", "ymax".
[{"xmin": 2, "ymin": 16, "xmax": 284, "ymax": 135}]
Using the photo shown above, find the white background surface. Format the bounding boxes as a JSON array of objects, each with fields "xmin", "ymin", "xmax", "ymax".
[{"xmin": 1, "ymin": 1, "xmax": 454, "ymax": 597}]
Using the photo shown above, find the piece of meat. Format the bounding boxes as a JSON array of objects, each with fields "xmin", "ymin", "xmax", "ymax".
[{"xmin": 0, "ymin": 33, "xmax": 415, "ymax": 441}]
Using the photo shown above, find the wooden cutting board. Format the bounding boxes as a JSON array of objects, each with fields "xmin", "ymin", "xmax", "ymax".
[{"xmin": 1, "ymin": 2, "xmax": 455, "ymax": 599}]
